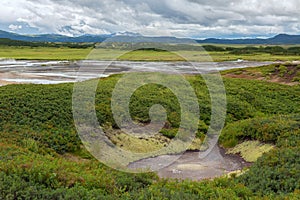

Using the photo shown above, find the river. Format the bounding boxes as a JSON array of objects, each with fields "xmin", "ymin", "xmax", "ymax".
[{"xmin": 0, "ymin": 59, "xmax": 272, "ymax": 85}]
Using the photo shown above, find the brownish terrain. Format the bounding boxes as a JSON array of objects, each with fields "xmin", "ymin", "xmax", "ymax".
[{"xmin": 223, "ymin": 63, "xmax": 300, "ymax": 86}]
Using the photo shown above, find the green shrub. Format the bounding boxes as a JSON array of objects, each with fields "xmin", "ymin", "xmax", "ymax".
[
  {"xmin": 278, "ymin": 65, "xmax": 288, "ymax": 77},
  {"xmin": 0, "ymin": 71, "xmax": 299, "ymax": 199},
  {"xmin": 238, "ymin": 146, "xmax": 300, "ymax": 195},
  {"xmin": 220, "ymin": 115, "xmax": 300, "ymax": 147}
]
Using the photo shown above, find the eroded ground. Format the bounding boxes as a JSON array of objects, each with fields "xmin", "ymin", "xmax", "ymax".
[{"xmin": 223, "ymin": 62, "xmax": 300, "ymax": 86}]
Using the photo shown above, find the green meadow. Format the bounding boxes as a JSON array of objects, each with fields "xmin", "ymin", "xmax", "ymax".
[
  {"xmin": 0, "ymin": 46, "xmax": 91, "ymax": 60},
  {"xmin": 1, "ymin": 45, "xmax": 300, "ymax": 61}
]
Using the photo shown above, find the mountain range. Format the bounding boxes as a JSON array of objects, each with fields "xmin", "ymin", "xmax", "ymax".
[
  {"xmin": 196, "ymin": 34, "xmax": 300, "ymax": 45},
  {"xmin": 0, "ymin": 30, "xmax": 300, "ymax": 44}
]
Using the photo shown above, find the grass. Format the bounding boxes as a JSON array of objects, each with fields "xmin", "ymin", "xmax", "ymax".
[
  {"xmin": 205, "ymin": 52, "xmax": 300, "ymax": 62},
  {"xmin": 66, "ymin": 49, "xmax": 300, "ymax": 62},
  {"xmin": 1, "ymin": 46, "xmax": 300, "ymax": 61},
  {"xmin": 104, "ymin": 127, "xmax": 204, "ymax": 154},
  {"xmin": 118, "ymin": 50, "xmax": 186, "ymax": 61},
  {"xmin": 105, "ymin": 128, "xmax": 170, "ymax": 153},
  {"xmin": 226, "ymin": 141, "xmax": 274, "ymax": 162},
  {"xmin": 0, "ymin": 46, "xmax": 91, "ymax": 60}
]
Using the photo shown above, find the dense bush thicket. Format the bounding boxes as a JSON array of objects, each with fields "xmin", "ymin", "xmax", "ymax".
[
  {"xmin": 97, "ymin": 42, "xmax": 300, "ymax": 56},
  {"xmin": 226, "ymin": 45, "xmax": 300, "ymax": 55},
  {"xmin": 0, "ymin": 38, "xmax": 94, "ymax": 48},
  {"xmin": 237, "ymin": 130, "xmax": 300, "ymax": 195},
  {"xmin": 238, "ymin": 143, "xmax": 300, "ymax": 195},
  {"xmin": 220, "ymin": 114, "xmax": 300, "ymax": 195},
  {"xmin": 2, "ymin": 38, "xmax": 300, "ymax": 57},
  {"xmin": 1, "ymin": 74, "xmax": 299, "ymax": 143},
  {"xmin": 220, "ymin": 115, "xmax": 300, "ymax": 147},
  {"xmin": 98, "ymin": 42, "xmax": 221, "ymax": 51},
  {"xmin": 0, "ymin": 72, "xmax": 299, "ymax": 199}
]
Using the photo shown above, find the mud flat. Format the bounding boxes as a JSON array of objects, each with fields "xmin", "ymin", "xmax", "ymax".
[
  {"xmin": 0, "ymin": 59, "xmax": 272, "ymax": 86},
  {"xmin": 128, "ymin": 145, "xmax": 251, "ymax": 181}
]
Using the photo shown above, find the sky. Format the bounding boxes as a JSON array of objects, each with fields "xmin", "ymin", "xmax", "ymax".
[{"xmin": 1, "ymin": 0, "xmax": 300, "ymax": 39}]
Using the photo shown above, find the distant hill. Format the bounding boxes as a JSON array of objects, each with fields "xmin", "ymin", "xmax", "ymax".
[
  {"xmin": 0, "ymin": 30, "xmax": 194, "ymax": 44},
  {"xmin": 196, "ymin": 34, "xmax": 300, "ymax": 44},
  {"xmin": 0, "ymin": 30, "xmax": 109, "ymax": 43},
  {"xmin": 104, "ymin": 35, "xmax": 194, "ymax": 43},
  {"xmin": 0, "ymin": 30, "xmax": 300, "ymax": 44}
]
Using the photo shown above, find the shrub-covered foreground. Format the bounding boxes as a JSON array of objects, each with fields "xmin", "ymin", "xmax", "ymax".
[{"xmin": 0, "ymin": 71, "xmax": 299, "ymax": 199}]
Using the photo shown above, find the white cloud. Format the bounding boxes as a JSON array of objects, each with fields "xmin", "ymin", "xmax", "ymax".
[
  {"xmin": 0, "ymin": 0, "xmax": 300, "ymax": 38},
  {"xmin": 8, "ymin": 24, "xmax": 22, "ymax": 31}
]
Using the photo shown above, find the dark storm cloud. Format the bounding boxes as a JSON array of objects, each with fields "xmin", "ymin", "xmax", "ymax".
[{"xmin": 1, "ymin": 0, "xmax": 300, "ymax": 38}]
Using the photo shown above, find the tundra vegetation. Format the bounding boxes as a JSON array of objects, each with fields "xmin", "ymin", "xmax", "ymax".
[
  {"xmin": 0, "ymin": 62, "xmax": 299, "ymax": 199},
  {"xmin": 1, "ymin": 39, "xmax": 300, "ymax": 61}
]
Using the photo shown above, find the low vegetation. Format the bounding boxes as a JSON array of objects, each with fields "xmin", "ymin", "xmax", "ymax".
[
  {"xmin": 0, "ymin": 63, "xmax": 299, "ymax": 199},
  {"xmin": 226, "ymin": 141, "xmax": 274, "ymax": 162},
  {"xmin": 0, "ymin": 38, "xmax": 94, "ymax": 48},
  {"xmin": 0, "ymin": 46, "xmax": 91, "ymax": 60},
  {"xmin": 222, "ymin": 63, "xmax": 300, "ymax": 85},
  {"xmin": 1, "ymin": 40, "xmax": 300, "ymax": 61}
]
